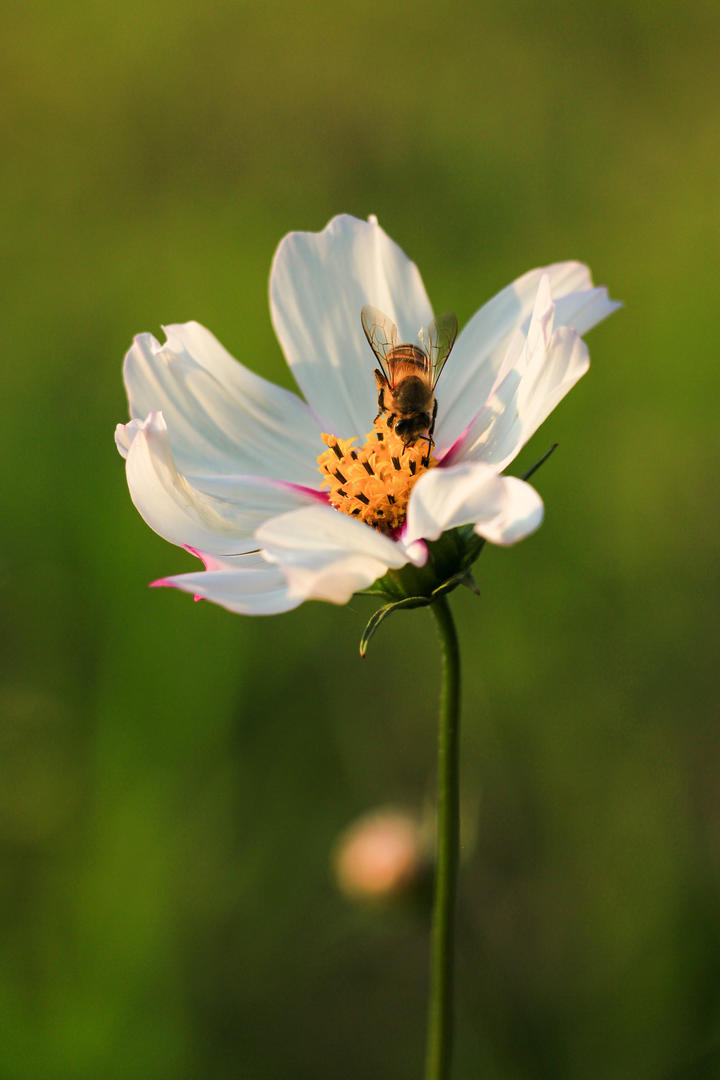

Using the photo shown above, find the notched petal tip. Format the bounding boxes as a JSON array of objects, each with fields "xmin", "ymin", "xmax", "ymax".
[
  {"xmin": 115, "ymin": 411, "xmax": 167, "ymax": 458},
  {"xmin": 269, "ymin": 212, "xmax": 434, "ymax": 437},
  {"xmin": 114, "ymin": 421, "xmax": 133, "ymax": 459}
]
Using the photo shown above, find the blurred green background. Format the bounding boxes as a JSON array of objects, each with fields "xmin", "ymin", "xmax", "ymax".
[{"xmin": 2, "ymin": 0, "xmax": 719, "ymax": 1076}]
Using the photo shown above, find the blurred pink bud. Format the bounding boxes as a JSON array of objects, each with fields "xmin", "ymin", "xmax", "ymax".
[{"xmin": 333, "ymin": 809, "xmax": 427, "ymax": 901}]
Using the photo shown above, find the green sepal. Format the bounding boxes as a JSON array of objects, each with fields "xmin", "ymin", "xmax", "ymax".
[
  {"xmin": 521, "ymin": 442, "xmax": 558, "ymax": 481},
  {"xmin": 359, "ymin": 595, "xmax": 433, "ymax": 657},
  {"xmin": 359, "ymin": 569, "xmax": 479, "ymax": 657},
  {"xmin": 356, "ymin": 581, "xmax": 401, "ymax": 599}
]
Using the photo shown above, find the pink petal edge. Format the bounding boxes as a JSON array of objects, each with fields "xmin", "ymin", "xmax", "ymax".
[
  {"xmin": 149, "ymin": 575, "xmax": 203, "ymax": 602},
  {"xmin": 182, "ymin": 544, "xmax": 219, "ymax": 571},
  {"xmin": 436, "ymin": 424, "xmax": 473, "ymax": 468},
  {"xmin": 281, "ymin": 482, "xmax": 329, "ymax": 503}
]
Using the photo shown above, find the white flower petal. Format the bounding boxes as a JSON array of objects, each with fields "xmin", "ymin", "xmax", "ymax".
[
  {"xmin": 405, "ymin": 462, "xmax": 504, "ymax": 543},
  {"xmin": 257, "ymin": 503, "xmax": 421, "ymax": 605},
  {"xmin": 444, "ymin": 279, "xmax": 590, "ymax": 471},
  {"xmin": 553, "ymin": 286, "xmax": 622, "ymax": 337},
  {"xmin": 270, "ymin": 214, "xmax": 434, "ymax": 437},
  {"xmin": 436, "ymin": 262, "xmax": 618, "ymax": 451},
  {"xmin": 405, "ymin": 461, "xmax": 543, "ymax": 547},
  {"xmin": 125, "ymin": 412, "xmax": 322, "ymax": 555},
  {"xmin": 181, "ymin": 546, "xmax": 270, "ymax": 571},
  {"xmin": 474, "ymin": 476, "xmax": 544, "ymax": 545},
  {"xmin": 122, "ymin": 321, "xmax": 321, "ymax": 484},
  {"xmin": 115, "ymin": 418, "xmax": 146, "ymax": 459},
  {"xmin": 152, "ymin": 562, "xmax": 301, "ymax": 616}
]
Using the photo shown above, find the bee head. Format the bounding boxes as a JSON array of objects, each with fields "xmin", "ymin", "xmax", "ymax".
[{"xmin": 395, "ymin": 413, "xmax": 432, "ymax": 442}]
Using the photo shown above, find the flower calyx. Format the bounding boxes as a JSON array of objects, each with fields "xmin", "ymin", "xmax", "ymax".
[
  {"xmin": 358, "ymin": 528, "xmax": 483, "ymax": 657},
  {"xmin": 358, "ymin": 442, "xmax": 562, "ymax": 656}
]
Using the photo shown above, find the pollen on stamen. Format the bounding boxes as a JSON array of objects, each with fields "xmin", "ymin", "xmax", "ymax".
[{"xmin": 317, "ymin": 417, "xmax": 436, "ymax": 534}]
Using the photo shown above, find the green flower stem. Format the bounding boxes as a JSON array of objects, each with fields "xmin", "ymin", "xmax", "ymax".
[{"xmin": 425, "ymin": 594, "xmax": 461, "ymax": 1080}]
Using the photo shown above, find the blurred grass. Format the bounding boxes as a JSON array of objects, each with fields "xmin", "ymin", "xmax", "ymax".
[{"xmin": 2, "ymin": 0, "xmax": 720, "ymax": 1077}]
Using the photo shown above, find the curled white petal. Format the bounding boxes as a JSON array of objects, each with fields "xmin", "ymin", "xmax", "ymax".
[
  {"xmin": 270, "ymin": 214, "xmax": 434, "ymax": 437},
  {"xmin": 444, "ymin": 277, "xmax": 590, "ymax": 471},
  {"xmin": 474, "ymin": 476, "xmax": 544, "ymax": 545},
  {"xmin": 257, "ymin": 503, "xmax": 423, "ymax": 605},
  {"xmin": 122, "ymin": 321, "xmax": 321, "ymax": 484},
  {"xmin": 554, "ymin": 285, "xmax": 621, "ymax": 336},
  {"xmin": 152, "ymin": 560, "xmax": 302, "ymax": 616},
  {"xmin": 405, "ymin": 461, "xmax": 543, "ymax": 547},
  {"xmin": 436, "ymin": 261, "xmax": 620, "ymax": 452},
  {"xmin": 125, "ymin": 412, "xmax": 322, "ymax": 555}
]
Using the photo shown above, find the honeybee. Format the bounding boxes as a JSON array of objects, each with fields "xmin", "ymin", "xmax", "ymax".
[{"xmin": 361, "ymin": 304, "xmax": 458, "ymax": 462}]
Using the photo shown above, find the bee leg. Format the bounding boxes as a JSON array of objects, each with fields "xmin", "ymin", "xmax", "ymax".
[
  {"xmin": 423, "ymin": 400, "xmax": 438, "ymax": 466},
  {"xmin": 374, "ymin": 371, "xmax": 389, "ymax": 423},
  {"xmin": 417, "ymin": 434, "xmax": 433, "ymax": 466},
  {"xmin": 375, "ymin": 385, "xmax": 386, "ymax": 423}
]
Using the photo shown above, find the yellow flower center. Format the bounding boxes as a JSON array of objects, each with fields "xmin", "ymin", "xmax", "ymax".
[{"xmin": 317, "ymin": 417, "xmax": 436, "ymax": 534}]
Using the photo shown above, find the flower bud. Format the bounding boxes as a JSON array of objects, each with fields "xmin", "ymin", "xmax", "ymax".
[{"xmin": 333, "ymin": 809, "xmax": 428, "ymax": 902}]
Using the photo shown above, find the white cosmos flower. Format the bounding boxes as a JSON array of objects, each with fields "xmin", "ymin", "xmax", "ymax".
[{"xmin": 115, "ymin": 214, "xmax": 619, "ymax": 615}]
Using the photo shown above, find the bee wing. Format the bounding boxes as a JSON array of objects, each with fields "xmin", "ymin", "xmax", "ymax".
[
  {"xmin": 417, "ymin": 311, "xmax": 458, "ymax": 388},
  {"xmin": 361, "ymin": 305, "xmax": 400, "ymax": 382}
]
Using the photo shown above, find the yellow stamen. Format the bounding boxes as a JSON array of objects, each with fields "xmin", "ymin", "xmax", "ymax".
[{"xmin": 317, "ymin": 417, "xmax": 436, "ymax": 534}]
